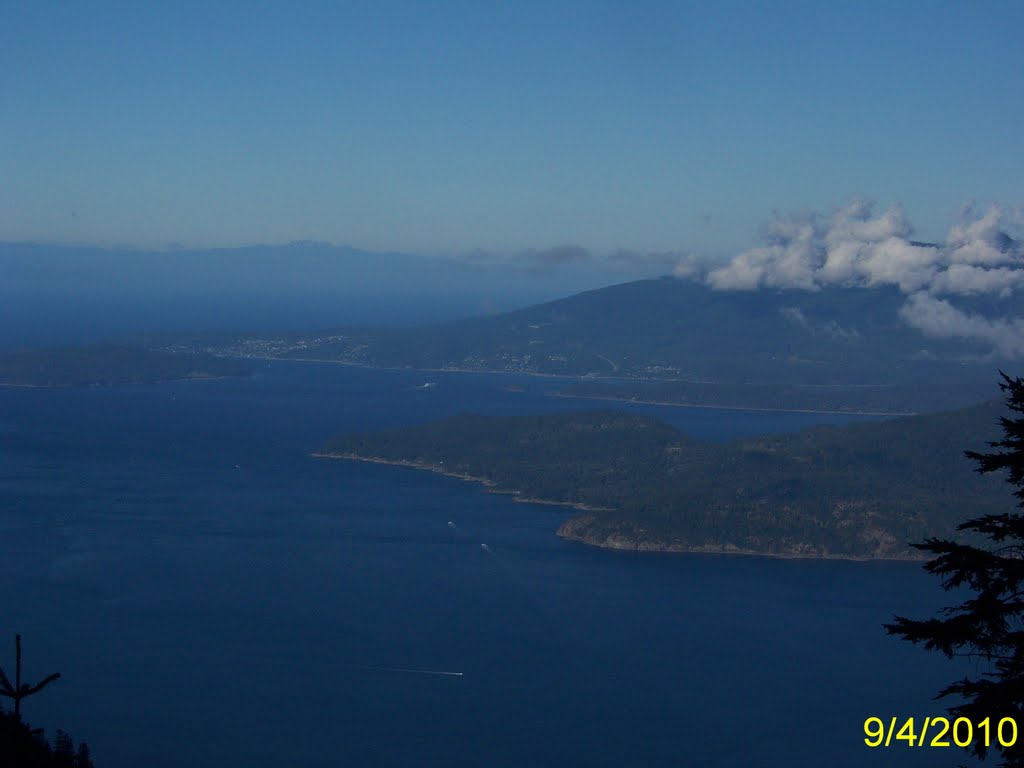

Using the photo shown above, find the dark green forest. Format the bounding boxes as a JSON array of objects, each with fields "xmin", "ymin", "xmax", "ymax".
[{"xmin": 321, "ymin": 401, "xmax": 1009, "ymax": 559}]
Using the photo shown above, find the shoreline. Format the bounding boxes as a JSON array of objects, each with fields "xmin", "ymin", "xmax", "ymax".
[
  {"xmin": 311, "ymin": 451, "xmax": 611, "ymax": 513},
  {"xmin": 557, "ymin": 525, "xmax": 923, "ymax": 562},
  {"xmin": 240, "ymin": 355, "xmax": 908, "ymax": 417},
  {"xmin": 0, "ymin": 373, "xmax": 245, "ymax": 389},
  {"xmin": 243, "ymin": 355, "xmax": 585, "ymax": 381},
  {"xmin": 548, "ymin": 391, "xmax": 913, "ymax": 417},
  {"xmin": 313, "ymin": 451, "xmax": 922, "ymax": 563}
]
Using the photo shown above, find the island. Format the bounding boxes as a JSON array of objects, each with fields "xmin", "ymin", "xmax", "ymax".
[
  {"xmin": 0, "ymin": 344, "xmax": 250, "ymax": 388},
  {"xmin": 316, "ymin": 402, "xmax": 1008, "ymax": 560}
]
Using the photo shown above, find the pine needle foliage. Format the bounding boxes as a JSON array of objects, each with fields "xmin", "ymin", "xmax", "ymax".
[{"xmin": 886, "ymin": 372, "xmax": 1024, "ymax": 767}]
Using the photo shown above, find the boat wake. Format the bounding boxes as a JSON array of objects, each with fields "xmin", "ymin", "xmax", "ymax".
[{"xmin": 359, "ymin": 665, "xmax": 463, "ymax": 677}]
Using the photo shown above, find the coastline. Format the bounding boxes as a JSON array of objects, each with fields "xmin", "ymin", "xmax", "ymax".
[
  {"xmin": 557, "ymin": 520, "xmax": 923, "ymax": 562},
  {"xmin": 313, "ymin": 450, "xmax": 922, "ymax": 562},
  {"xmin": 311, "ymin": 451, "xmax": 611, "ymax": 513},
  {"xmin": 241, "ymin": 354, "xmax": 908, "ymax": 417},
  {"xmin": 548, "ymin": 391, "xmax": 913, "ymax": 418},
  {"xmin": 249, "ymin": 355, "xmax": 584, "ymax": 381},
  {"xmin": 0, "ymin": 372, "xmax": 245, "ymax": 389}
]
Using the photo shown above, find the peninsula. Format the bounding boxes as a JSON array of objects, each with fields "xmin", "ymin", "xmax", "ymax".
[{"xmin": 318, "ymin": 402, "xmax": 1008, "ymax": 560}]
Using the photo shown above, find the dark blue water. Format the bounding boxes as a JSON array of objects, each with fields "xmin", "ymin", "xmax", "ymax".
[{"xmin": 1, "ymin": 363, "xmax": 962, "ymax": 767}]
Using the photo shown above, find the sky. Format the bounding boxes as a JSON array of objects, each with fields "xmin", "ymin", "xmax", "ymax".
[{"xmin": 2, "ymin": 1, "xmax": 1023, "ymax": 255}]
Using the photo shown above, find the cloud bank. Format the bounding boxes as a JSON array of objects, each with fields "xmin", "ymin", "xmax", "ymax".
[
  {"xmin": 705, "ymin": 201, "xmax": 1023, "ymax": 295},
  {"xmin": 697, "ymin": 201, "xmax": 1024, "ymax": 358}
]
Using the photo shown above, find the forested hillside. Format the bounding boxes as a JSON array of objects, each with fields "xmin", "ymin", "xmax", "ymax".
[{"xmin": 320, "ymin": 402, "xmax": 1008, "ymax": 559}]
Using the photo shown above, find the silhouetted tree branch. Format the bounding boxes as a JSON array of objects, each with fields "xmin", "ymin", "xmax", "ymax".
[{"xmin": 0, "ymin": 635, "xmax": 61, "ymax": 719}]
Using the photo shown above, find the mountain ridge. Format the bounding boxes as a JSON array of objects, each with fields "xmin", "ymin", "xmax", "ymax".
[{"xmin": 165, "ymin": 275, "xmax": 1019, "ymax": 411}]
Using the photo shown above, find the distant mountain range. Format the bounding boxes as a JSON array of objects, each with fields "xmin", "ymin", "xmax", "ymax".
[
  {"xmin": 166, "ymin": 276, "xmax": 1020, "ymax": 412},
  {"xmin": 318, "ymin": 401, "xmax": 1009, "ymax": 560},
  {"xmin": 0, "ymin": 239, "xmax": 646, "ymax": 313},
  {"xmin": 6, "ymin": 240, "xmax": 1020, "ymax": 411},
  {"xmin": 1, "ymin": 240, "xmax": 667, "ymax": 349}
]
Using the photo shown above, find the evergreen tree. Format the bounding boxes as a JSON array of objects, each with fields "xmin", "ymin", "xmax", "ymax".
[
  {"xmin": 886, "ymin": 372, "xmax": 1024, "ymax": 767},
  {"xmin": 0, "ymin": 639, "xmax": 94, "ymax": 767},
  {"xmin": 0, "ymin": 634, "xmax": 61, "ymax": 719},
  {"xmin": 53, "ymin": 729, "xmax": 75, "ymax": 767},
  {"xmin": 74, "ymin": 741, "xmax": 93, "ymax": 768},
  {"xmin": 0, "ymin": 711, "xmax": 95, "ymax": 768}
]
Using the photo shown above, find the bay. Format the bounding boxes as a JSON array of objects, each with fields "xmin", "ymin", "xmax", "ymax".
[{"xmin": 0, "ymin": 362, "xmax": 962, "ymax": 766}]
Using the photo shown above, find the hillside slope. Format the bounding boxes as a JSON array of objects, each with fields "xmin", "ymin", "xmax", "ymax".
[
  {"xmin": 172, "ymin": 277, "xmax": 1016, "ymax": 410},
  {"xmin": 318, "ymin": 401, "xmax": 1009, "ymax": 559}
]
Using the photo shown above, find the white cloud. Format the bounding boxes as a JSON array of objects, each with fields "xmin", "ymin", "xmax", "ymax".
[
  {"xmin": 705, "ymin": 200, "xmax": 1023, "ymax": 296},
  {"xmin": 701, "ymin": 201, "xmax": 1024, "ymax": 358},
  {"xmin": 929, "ymin": 264, "xmax": 1024, "ymax": 297},
  {"xmin": 779, "ymin": 306, "xmax": 808, "ymax": 327},
  {"xmin": 899, "ymin": 292, "xmax": 1024, "ymax": 359},
  {"xmin": 780, "ymin": 305, "xmax": 860, "ymax": 340},
  {"xmin": 945, "ymin": 203, "xmax": 1022, "ymax": 266},
  {"xmin": 707, "ymin": 212, "xmax": 820, "ymax": 290},
  {"xmin": 672, "ymin": 252, "xmax": 704, "ymax": 279},
  {"xmin": 858, "ymin": 238, "xmax": 939, "ymax": 292}
]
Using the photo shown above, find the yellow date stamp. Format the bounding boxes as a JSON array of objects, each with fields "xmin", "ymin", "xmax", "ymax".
[{"xmin": 864, "ymin": 716, "xmax": 1018, "ymax": 749}]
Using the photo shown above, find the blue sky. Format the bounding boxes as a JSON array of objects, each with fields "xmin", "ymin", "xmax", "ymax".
[{"xmin": 2, "ymin": 1, "xmax": 1022, "ymax": 255}]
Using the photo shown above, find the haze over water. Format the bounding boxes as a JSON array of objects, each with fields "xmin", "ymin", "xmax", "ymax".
[{"xmin": 1, "ymin": 361, "xmax": 960, "ymax": 767}]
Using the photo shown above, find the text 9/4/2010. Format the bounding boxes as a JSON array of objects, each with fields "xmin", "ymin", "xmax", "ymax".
[{"xmin": 864, "ymin": 717, "xmax": 1018, "ymax": 749}]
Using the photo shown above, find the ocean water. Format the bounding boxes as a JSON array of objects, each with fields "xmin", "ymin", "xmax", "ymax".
[{"xmin": 0, "ymin": 362, "xmax": 963, "ymax": 767}]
